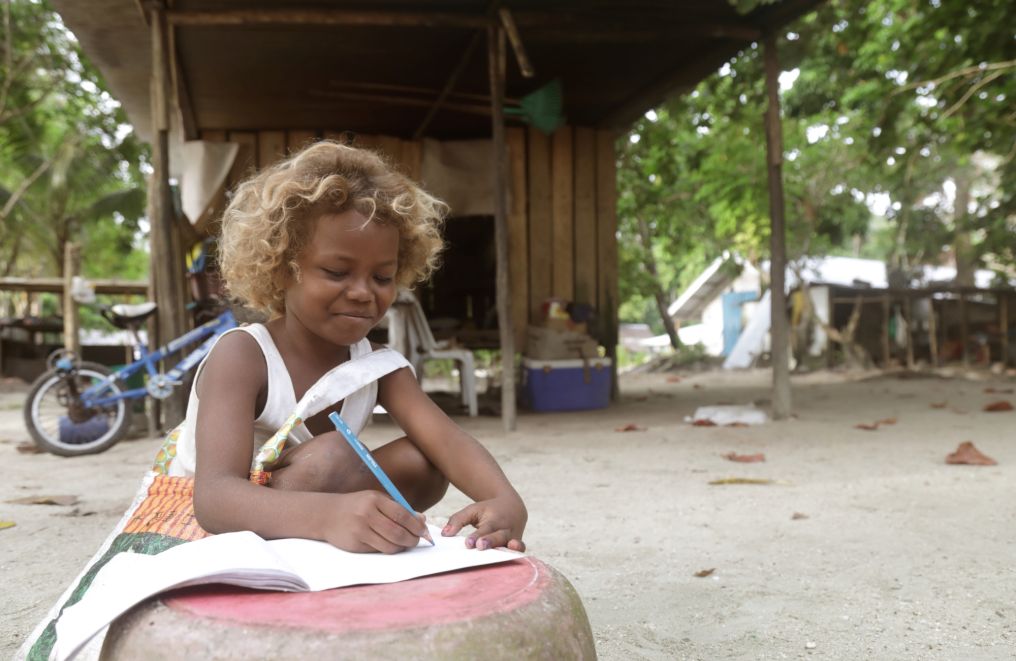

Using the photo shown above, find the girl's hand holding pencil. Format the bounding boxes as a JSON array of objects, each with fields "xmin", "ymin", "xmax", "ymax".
[
  {"xmin": 319, "ymin": 491, "xmax": 431, "ymax": 554},
  {"xmin": 442, "ymin": 496, "xmax": 528, "ymax": 552}
]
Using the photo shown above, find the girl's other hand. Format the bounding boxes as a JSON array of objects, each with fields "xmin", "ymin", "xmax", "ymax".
[
  {"xmin": 441, "ymin": 496, "xmax": 528, "ymax": 552},
  {"xmin": 322, "ymin": 491, "xmax": 429, "ymax": 554}
]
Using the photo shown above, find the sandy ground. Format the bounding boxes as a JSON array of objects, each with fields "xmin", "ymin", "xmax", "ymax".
[{"xmin": 2, "ymin": 367, "xmax": 1015, "ymax": 660}]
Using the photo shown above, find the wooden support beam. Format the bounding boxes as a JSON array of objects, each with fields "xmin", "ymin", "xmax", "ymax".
[
  {"xmin": 167, "ymin": 9, "xmax": 488, "ymax": 29},
  {"xmin": 595, "ymin": 129, "xmax": 619, "ymax": 400},
  {"xmin": 314, "ymin": 89, "xmax": 492, "ymax": 117},
  {"xmin": 150, "ymin": 5, "xmax": 189, "ymax": 426},
  {"xmin": 62, "ymin": 243, "xmax": 81, "ymax": 355},
  {"xmin": 331, "ymin": 80, "xmax": 515, "ymax": 104},
  {"xmin": 498, "ymin": 8, "xmax": 534, "ymax": 78},
  {"xmin": 488, "ymin": 23, "xmax": 517, "ymax": 431},
  {"xmin": 763, "ymin": 31, "xmax": 792, "ymax": 419},
  {"xmin": 0, "ymin": 277, "xmax": 148, "ymax": 295},
  {"xmin": 168, "ymin": 24, "xmax": 197, "ymax": 140}
]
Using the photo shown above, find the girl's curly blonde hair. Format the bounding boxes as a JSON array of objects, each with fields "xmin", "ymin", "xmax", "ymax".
[{"xmin": 219, "ymin": 140, "xmax": 446, "ymax": 318}]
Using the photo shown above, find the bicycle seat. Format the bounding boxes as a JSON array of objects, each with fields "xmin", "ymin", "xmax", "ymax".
[{"xmin": 104, "ymin": 302, "xmax": 158, "ymax": 328}]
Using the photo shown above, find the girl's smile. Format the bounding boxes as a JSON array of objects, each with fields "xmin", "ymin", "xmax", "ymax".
[{"xmin": 282, "ymin": 209, "xmax": 400, "ymax": 352}]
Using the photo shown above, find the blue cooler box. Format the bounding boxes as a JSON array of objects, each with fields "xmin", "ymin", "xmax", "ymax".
[{"xmin": 521, "ymin": 357, "xmax": 611, "ymax": 412}]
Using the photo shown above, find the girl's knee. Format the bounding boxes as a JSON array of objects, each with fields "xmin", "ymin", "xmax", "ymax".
[
  {"xmin": 269, "ymin": 432, "xmax": 359, "ymax": 492},
  {"xmin": 380, "ymin": 437, "xmax": 449, "ymax": 511}
]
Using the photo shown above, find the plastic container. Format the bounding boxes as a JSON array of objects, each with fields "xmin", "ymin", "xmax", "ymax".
[{"xmin": 521, "ymin": 357, "xmax": 611, "ymax": 412}]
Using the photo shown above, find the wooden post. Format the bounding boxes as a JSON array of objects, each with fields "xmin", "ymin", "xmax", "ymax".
[
  {"xmin": 928, "ymin": 297, "xmax": 939, "ymax": 366},
  {"xmin": 881, "ymin": 294, "xmax": 891, "ymax": 368},
  {"xmin": 150, "ymin": 4, "xmax": 189, "ymax": 426},
  {"xmin": 62, "ymin": 243, "xmax": 81, "ymax": 355},
  {"xmin": 488, "ymin": 23, "xmax": 517, "ymax": 431},
  {"xmin": 595, "ymin": 130, "xmax": 619, "ymax": 400},
  {"xmin": 763, "ymin": 31, "xmax": 791, "ymax": 419},
  {"xmin": 1000, "ymin": 293, "xmax": 1009, "ymax": 367},
  {"xmin": 959, "ymin": 291, "xmax": 969, "ymax": 366}
]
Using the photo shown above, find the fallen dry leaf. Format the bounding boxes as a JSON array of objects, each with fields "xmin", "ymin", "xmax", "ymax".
[
  {"xmin": 694, "ymin": 568, "xmax": 715, "ymax": 578},
  {"xmin": 791, "ymin": 512, "xmax": 809, "ymax": 520},
  {"xmin": 855, "ymin": 417, "xmax": 897, "ymax": 430},
  {"xmin": 984, "ymin": 387, "xmax": 1014, "ymax": 394},
  {"xmin": 725, "ymin": 422, "xmax": 750, "ymax": 428},
  {"xmin": 983, "ymin": 400, "xmax": 1013, "ymax": 412},
  {"xmin": 666, "ymin": 375, "xmax": 682, "ymax": 383},
  {"xmin": 614, "ymin": 423, "xmax": 646, "ymax": 432},
  {"xmin": 7, "ymin": 495, "xmax": 79, "ymax": 506},
  {"xmin": 709, "ymin": 477, "xmax": 776, "ymax": 485},
  {"xmin": 15, "ymin": 442, "xmax": 43, "ymax": 454},
  {"xmin": 929, "ymin": 402, "xmax": 948, "ymax": 409},
  {"xmin": 692, "ymin": 384, "xmax": 704, "ymax": 390},
  {"xmin": 723, "ymin": 451, "xmax": 766, "ymax": 463},
  {"xmin": 692, "ymin": 419, "xmax": 717, "ymax": 427},
  {"xmin": 946, "ymin": 441, "xmax": 997, "ymax": 466},
  {"xmin": 0, "ymin": 521, "xmax": 15, "ymax": 530}
]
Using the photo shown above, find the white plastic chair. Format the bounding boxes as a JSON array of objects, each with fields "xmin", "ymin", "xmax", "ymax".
[{"xmin": 386, "ymin": 290, "xmax": 478, "ymax": 417}]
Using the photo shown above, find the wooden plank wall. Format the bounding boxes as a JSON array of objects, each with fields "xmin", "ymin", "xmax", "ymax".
[
  {"xmin": 199, "ymin": 129, "xmax": 426, "ymax": 195},
  {"xmin": 197, "ymin": 126, "xmax": 620, "ymax": 362}
]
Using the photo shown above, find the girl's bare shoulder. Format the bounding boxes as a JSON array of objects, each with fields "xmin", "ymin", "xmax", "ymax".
[{"xmin": 198, "ymin": 329, "xmax": 268, "ymax": 392}]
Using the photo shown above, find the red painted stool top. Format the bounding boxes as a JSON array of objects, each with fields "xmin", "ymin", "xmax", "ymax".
[{"xmin": 163, "ymin": 558, "xmax": 548, "ymax": 634}]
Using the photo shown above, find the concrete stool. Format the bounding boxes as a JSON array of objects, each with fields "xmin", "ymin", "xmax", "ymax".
[{"xmin": 100, "ymin": 558, "xmax": 596, "ymax": 660}]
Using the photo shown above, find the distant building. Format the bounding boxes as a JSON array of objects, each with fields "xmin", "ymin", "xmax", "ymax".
[{"xmin": 664, "ymin": 254, "xmax": 1010, "ymax": 367}]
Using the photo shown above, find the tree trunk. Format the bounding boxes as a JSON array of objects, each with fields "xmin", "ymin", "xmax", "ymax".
[
  {"xmin": 952, "ymin": 169, "xmax": 976, "ymax": 287},
  {"xmin": 636, "ymin": 216, "xmax": 681, "ymax": 349}
]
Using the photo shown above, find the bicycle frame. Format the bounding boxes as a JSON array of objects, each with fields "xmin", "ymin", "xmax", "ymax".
[{"xmin": 78, "ymin": 308, "xmax": 238, "ymax": 408}]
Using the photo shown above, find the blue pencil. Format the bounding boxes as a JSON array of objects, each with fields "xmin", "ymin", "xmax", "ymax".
[{"xmin": 328, "ymin": 411, "xmax": 435, "ymax": 546}]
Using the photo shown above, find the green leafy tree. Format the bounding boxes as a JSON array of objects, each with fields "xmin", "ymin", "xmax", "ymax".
[
  {"xmin": 0, "ymin": 0, "xmax": 148, "ymax": 280},
  {"xmin": 618, "ymin": 0, "xmax": 1015, "ymax": 338}
]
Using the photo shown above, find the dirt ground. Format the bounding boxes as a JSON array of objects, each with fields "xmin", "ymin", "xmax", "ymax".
[{"xmin": 2, "ymin": 366, "xmax": 1014, "ymax": 660}]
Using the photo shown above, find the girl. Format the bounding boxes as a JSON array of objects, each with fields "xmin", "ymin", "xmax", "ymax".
[{"xmin": 173, "ymin": 141, "xmax": 526, "ymax": 554}]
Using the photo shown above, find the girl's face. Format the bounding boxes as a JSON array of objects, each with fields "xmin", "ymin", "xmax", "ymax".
[{"xmin": 284, "ymin": 210, "xmax": 399, "ymax": 348}]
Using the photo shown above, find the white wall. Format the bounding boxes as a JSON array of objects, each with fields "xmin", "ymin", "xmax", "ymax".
[{"xmin": 694, "ymin": 264, "xmax": 762, "ymax": 356}]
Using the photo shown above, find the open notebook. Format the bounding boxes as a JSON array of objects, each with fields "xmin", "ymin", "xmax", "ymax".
[{"xmin": 54, "ymin": 525, "xmax": 521, "ymax": 661}]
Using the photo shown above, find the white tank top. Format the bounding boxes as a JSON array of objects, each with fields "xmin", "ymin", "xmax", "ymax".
[{"xmin": 168, "ymin": 323, "xmax": 410, "ymax": 477}]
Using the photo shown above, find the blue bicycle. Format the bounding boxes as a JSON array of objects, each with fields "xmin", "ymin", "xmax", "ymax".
[{"xmin": 23, "ymin": 301, "xmax": 237, "ymax": 456}]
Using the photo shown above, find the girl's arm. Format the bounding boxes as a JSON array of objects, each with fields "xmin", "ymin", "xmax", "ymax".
[
  {"xmin": 192, "ymin": 333, "xmax": 426, "ymax": 553},
  {"xmin": 378, "ymin": 366, "xmax": 527, "ymax": 551}
]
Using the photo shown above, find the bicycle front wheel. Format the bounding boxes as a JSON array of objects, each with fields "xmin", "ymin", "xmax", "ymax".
[{"xmin": 23, "ymin": 361, "xmax": 134, "ymax": 456}]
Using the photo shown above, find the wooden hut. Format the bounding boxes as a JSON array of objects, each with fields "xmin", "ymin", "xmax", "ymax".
[{"xmin": 50, "ymin": 1, "xmax": 822, "ymax": 426}]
